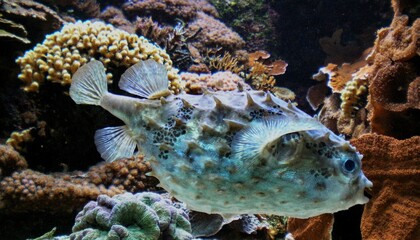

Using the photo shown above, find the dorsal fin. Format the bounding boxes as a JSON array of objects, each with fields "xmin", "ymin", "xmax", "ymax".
[
  {"xmin": 119, "ymin": 59, "xmax": 171, "ymax": 99},
  {"xmin": 232, "ymin": 116, "xmax": 324, "ymax": 165}
]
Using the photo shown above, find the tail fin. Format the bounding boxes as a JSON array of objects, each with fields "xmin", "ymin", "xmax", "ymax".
[{"xmin": 70, "ymin": 59, "xmax": 108, "ymax": 105}]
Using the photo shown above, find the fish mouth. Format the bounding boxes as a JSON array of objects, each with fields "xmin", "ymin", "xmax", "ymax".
[
  {"xmin": 358, "ymin": 175, "xmax": 373, "ymax": 204},
  {"xmin": 364, "ymin": 190, "xmax": 372, "ymax": 200},
  {"xmin": 363, "ymin": 177, "xmax": 373, "ymax": 200}
]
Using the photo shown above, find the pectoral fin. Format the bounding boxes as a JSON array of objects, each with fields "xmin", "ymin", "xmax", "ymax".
[
  {"xmin": 94, "ymin": 125, "xmax": 136, "ymax": 162},
  {"xmin": 232, "ymin": 116, "xmax": 324, "ymax": 165}
]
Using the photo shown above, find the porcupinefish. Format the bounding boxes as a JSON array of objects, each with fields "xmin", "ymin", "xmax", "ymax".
[{"xmin": 70, "ymin": 59, "xmax": 372, "ymax": 218}]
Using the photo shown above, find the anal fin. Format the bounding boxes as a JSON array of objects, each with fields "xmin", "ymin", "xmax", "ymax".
[{"xmin": 95, "ymin": 125, "xmax": 136, "ymax": 162}]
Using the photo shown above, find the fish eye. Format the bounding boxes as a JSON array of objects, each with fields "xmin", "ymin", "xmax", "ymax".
[{"xmin": 343, "ymin": 159, "xmax": 356, "ymax": 173}]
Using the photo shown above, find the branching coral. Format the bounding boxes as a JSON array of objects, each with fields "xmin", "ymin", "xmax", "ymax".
[
  {"xmin": 0, "ymin": 156, "xmax": 159, "ymax": 213},
  {"xmin": 16, "ymin": 20, "xmax": 181, "ymax": 93},
  {"xmin": 208, "ymin": 52, "xmax": 244, "ymax": 74},
  {"xmin": 67, "ymin": 192, "xmax": 192, "ymax": 240}
]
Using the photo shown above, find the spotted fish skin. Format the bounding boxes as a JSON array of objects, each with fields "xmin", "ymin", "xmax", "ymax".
[{"xmin": 70, "ymin": 59, "xmax": 372, "ymax": 218}]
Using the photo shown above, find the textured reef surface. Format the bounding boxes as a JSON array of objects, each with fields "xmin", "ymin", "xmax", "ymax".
[{"xmin": 0, "ymin": 0, "xmax": 418, "ymax": 239}]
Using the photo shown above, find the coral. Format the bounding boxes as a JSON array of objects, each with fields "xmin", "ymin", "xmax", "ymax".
[
  {"xmin": 1, "ymin": 0, "xmax": 64, "ymax": 28},
  {"xmin": 319, "ymin": 28, "xmax": 363, "ymax": 64},
  {"xmin": 271, "ymin": 87, "xmax": 296, "ymax": 102},
  {"xmin": 6, "ymin": 127, "xmax": 34, "ymax": 151},
  {"xmin": 287, "ymin": 214, "xmax": 334, "ymax": 240},
  {"xmin": 208, "ymin": 52, "xmax": 244, "ymax": 74},
  {"xmin": 0, "ymin": 144, "xmax": 27, "ymax": 179},
  {"xmin": 16, "ymin": 20, "xmax": 180, "ymax": 93},
  {"xmin": 246, "ymin": 50, "xmax": 288, "ymax": 92},
  {"xmin": 306, "ymin": 82, "xmax": 328, "ymax": 111},
  {"xmin": 99, "ymin": 6, "xmax": 135, "ymax": 33},
  {"xmin": 123, "ymin": 0, "xmax": 218, "ymax": 21},
  {"xmin": 180, "ymin": 71, "xmax": 250, "ymax": 94},
  {"xmin": 209, "ymin": 0, "xmax": 278, "ymax": 51},
  {"xmin": 0, "ymin": 16, "xmax": 30, "ymax": 44},
  {"xmin": 135, "ymin": 17, "xmax": 196, "ymax": 70},
  {"xmin": 43, "ymin": 0, "xmax": 100, "ymax": 18},
  {"xmin": 248, "ymin": 50, "xmax": 271, "ymax": 65},
  {"xmin": 0, "ymin": 156, "xmax": 159, "ymax": 213},
  {"xmin": 366, "ymin": 7, "xmax": 420, "ymax": 138},
  {"xmin": 68, "ymin": 192, "xmax": 192, "ymax": 240},
  {"xmin": 0, "ymin": 0, "xmax": 64, "ymax": 44},
  {"xmin": 351, "ymin": 134, "xmax": 420, "ymax": 240},
  {"xmin": 185, "ymin": 11, "xmax": 245, "ymax": 53}
]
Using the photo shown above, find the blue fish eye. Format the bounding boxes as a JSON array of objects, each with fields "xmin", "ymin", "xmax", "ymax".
[{"xmin": 343, "ymin": 159, "xmax": 356, "ymax": 173}]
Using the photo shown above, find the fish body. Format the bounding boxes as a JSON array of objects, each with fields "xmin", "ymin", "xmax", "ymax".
[{"xmin": 70, "ymin": 59, "xmax": 372, "ymax": 218}]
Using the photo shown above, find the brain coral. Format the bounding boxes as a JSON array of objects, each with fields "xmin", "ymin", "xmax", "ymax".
[
  {"xmin": 16, "ymin": 20, "xmax": 181, "ymax": 93},
  {"xmin": 68, "ymin": 192, "xmax": 192, "ymax": 240}
]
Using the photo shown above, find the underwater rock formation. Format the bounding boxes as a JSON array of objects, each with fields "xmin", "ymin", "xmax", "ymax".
[
  {"xmin": 0, "ymin": 156, "xmax": 159, "ymax": 213},
  {"xmin": 16, "ymin": 20, "xmax": 180, "ymax": 93},
  {"xmin": 352, "ymin": 134, "xmax": 420, "ymax": 240},
  {"xmin": 66, "ymin": 192, "xmax": 192, "ymax": 240}
]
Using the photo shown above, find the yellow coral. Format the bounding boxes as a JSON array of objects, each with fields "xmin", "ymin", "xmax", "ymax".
[
  {"xmin": 16, "ymin": 20, "xmax": 181, "ymax": 93},
  {"xmin": 6, "ymin": 128, "xmax": 34, "ymax": 151},
  {"xmin": 339, "ymin": 67, "xmax": 369, "ymax": 118}
]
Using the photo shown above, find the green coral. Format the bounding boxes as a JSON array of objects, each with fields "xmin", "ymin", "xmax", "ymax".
[{"xmin": 54, "ymin": 192, "xmax": 192, "ymax": 240}]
